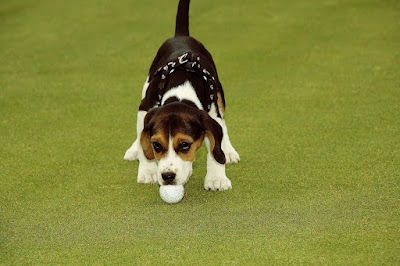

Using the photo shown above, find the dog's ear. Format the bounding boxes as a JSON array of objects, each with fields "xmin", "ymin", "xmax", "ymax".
[
  {"xmin": 200, "ymin": 112, "xmax": 226, "ymax": 164},
  {"xmin": 140, "ymin": 109, "xmax": 157, "ymax": 160}
]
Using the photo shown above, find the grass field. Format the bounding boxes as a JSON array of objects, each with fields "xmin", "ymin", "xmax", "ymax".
[{"xmin": 1, "ymin": 0, "xmax": 399, "ymax": 264}]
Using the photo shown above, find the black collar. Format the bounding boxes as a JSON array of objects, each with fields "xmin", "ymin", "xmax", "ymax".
[{"xmin": 152, "ymin": 52, "xmax": 218, "ymax": 112}]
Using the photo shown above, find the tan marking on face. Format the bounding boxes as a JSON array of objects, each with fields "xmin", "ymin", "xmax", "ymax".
[
  {"xmin": 151, "ymin": 133, "xmax": 169, "ymax": 161},
  {"xmin": 217, "ymin": 92, "xmax": 225, "ymax": 116},
  {"xmin": 173, "ymin": 133, "xmax": 204, "ymax": 162}
]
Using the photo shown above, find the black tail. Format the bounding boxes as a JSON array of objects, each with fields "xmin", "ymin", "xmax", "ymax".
[{"xmin": 175, "ymin": 0, "xmax": 190, "ymax": 36}]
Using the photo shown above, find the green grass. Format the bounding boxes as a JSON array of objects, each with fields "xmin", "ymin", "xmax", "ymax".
[{"xmin": 1, "ymin": 0, "xmax": 399, "ymax": 264}]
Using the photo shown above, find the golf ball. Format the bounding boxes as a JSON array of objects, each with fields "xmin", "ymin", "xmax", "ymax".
[{"xmin": 159, "ymin": 185, "xmax": 184, "ymax": 204}]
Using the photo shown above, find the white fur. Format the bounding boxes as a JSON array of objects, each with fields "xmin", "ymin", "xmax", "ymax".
[
  {"xmin": 124, "ymin": 76, "xmax": 150, "ymax": 162},
  {"xmin": 157, "ymin": 137, "xmax": 193, "ymax": 185},
  {"xmin": 204, "ymin": 136, "xmax": 232, "ymax": 191},
  {"xmin": 161, "ymin": 80, "xmax": 203, "ymax": 110},
  {"xmin": 124, "ymin": 110, "xmax": 146, "ymax": 161},
  {"xmin": 137, "ymin": 155, "xmax": 158, "ymax": 184}
]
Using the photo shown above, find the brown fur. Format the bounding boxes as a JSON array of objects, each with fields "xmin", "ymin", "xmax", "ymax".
[
  {"xmin": 150, "ymin": 133, "xmax": 169, "ymax": 161},
  {"xmin": 140, "ymin": 131, "xmax": 154, "ymax": 160},
  {"xmin": 173, "ymin": 132, "xmax": 205, "ymax": 161}
]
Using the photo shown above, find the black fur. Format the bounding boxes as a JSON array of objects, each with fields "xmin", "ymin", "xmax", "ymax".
[{"xmin": 139, "ymin": 0, "xmax": 225, "ymax": 112}]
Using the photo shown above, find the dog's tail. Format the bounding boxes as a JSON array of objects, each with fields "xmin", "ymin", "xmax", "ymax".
[{"xmin": 175, "ymin": 0, "xmax": 190, "ymax": 36}]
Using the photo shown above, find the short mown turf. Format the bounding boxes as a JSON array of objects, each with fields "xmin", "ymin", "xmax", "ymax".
[{"xmin": 1, "ymin": 0, "xmax": 399, "ymax": 264}]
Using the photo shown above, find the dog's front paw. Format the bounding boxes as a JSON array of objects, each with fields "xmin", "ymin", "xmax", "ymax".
[
  {"xmin": 204, "ymin": 175, "xmax": 232, "ymax": 191},
  {"xmin": 124, "ymin": 141, "xmax": 140, "ymax": 161},
  {"xmin": 137, "ymin": 163, "xmax": 158, "ymax": 184},
  {"xmin": 224, "ymin": 146, "xmax": 240, "ymax": 164}
]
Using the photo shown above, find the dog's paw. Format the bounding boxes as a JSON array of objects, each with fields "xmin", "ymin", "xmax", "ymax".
[
  {"xmin": 137, "ymin": 163, "xmax": 158, "ymax": 184},
  {"xmin": 204, "ymin": 175, "xmax": 232, "ymax": 191},
  {"xmin": 124, "ymin": 141, "xmax": 140, "ymax": 161},
  {"xmin": 224, "ymin": 146, "xmax": 240, "ymax": 164}
]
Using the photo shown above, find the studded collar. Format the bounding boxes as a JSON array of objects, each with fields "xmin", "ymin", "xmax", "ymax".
[{"xmin": 152, "ymin": 52, "xmax": 218, "ymax": 112}]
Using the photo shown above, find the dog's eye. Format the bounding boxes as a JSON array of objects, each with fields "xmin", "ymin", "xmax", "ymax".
[
  {"xmin": 180, "ymin": 142, "xmax": 191, "ymax": 152},
  {"xmin": 152, "ymin": 142, "xmax": 162, "ymax": 153}
]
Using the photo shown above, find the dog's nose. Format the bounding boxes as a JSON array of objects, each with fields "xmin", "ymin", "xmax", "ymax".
[{"xmin": 162, "ymin": 172, "xmax": 176, "ymax": 183}]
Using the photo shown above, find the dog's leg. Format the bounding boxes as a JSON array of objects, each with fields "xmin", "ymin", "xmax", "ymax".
[
  {"xmin": 214, "ymin": 98, "xmax": 240, "ymax": 164},
  {"xmin": 124, "ymin": 77, "xmax": 150, "ymax": 161},
  {"xmin": 124, "ymin": 109, "xmax": 158, "ymax": 183},
  {"xmin": 204, "ymin": 136, "xmax": 232, "ymax": 191},
  {"xmin": 124, "ymin": 77, "xmax": 158, "ymax": 183},
  {"xmin": 124, "ymin": 110, "xmax": 146, "ymax": 161},
  {"xmin": 220, "ymin": 119, "xmax": 240, "ymax": 164},
  {"xmin": 137, "ymin": 151, "xmax": 158, "ymax": 184}
]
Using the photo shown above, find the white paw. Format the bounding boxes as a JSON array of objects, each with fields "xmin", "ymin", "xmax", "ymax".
[
  {"xmin": 224, "ymin": 146, "xmax": 240, "ymax": 164},
  {"xmin": 204, "ymin": 175, "xmax": 232, "ymax": 191},
  {"xmin": 124, "ymin": 141, "xmax": 140, "ymax": 161},
  {"xmin": 137, "ymin": 163, "xmax": 158, "ymax": 184}
]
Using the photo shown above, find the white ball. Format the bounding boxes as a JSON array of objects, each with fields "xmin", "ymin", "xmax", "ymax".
[{"xmin": 159, "ymin": 185, "xmax": 184, "ymax": 204}]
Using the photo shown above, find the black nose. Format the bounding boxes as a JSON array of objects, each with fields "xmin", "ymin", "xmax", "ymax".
[{"xmin": 162, "ymin": 172, "xmax": 176, "ymax": 183}]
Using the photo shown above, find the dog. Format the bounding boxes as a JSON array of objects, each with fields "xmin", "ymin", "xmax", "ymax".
[{"xmin": 124, "ymin": 0, "xmax": 240, "ymax": 191}]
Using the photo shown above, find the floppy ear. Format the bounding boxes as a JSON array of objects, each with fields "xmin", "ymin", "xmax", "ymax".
[
  {"xmin": 140, "ymin": 130, "xmax": 154, "ymax": 160},
  {"xmin": 201, "ymin": 112, "xmax": 226, "ymax": 164},
  {"xmin": 140, "ymin": 109, "xmax": 157, "ymax": 160}
]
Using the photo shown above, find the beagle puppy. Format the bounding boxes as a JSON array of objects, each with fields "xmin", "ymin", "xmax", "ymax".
[{"xmin": 124, "ymin": 0, "xmax": 240, "ymax": 191}]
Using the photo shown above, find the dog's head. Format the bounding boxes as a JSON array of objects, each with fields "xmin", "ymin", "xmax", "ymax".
[{"xmin": 140, "ymin": 102, "xmax": 225, "ymax": 185}]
